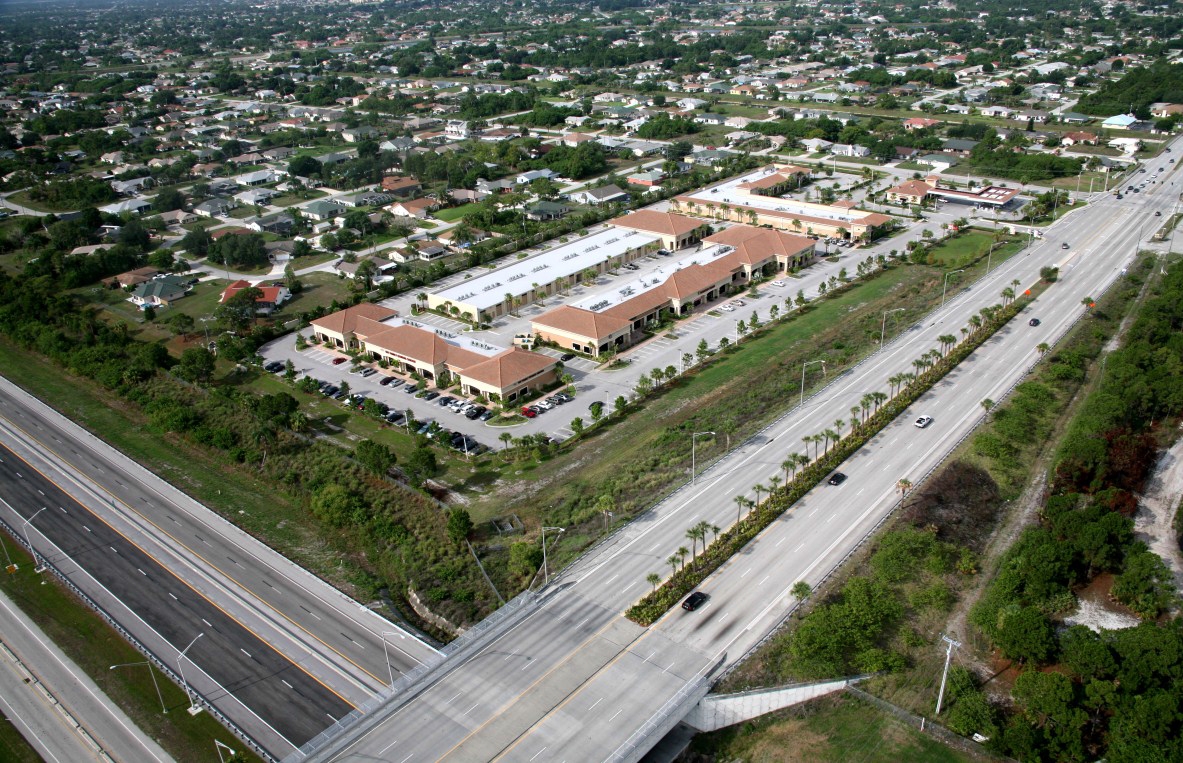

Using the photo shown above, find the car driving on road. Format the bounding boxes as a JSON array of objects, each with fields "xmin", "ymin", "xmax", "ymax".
[
  {"xmin": 827, "ymin": 472, "xmax": 847, "ymax": 486},
  {"xmin": 682, "ymin": 592, "xmax": 708, "ymax": 611},
  {"xmin": 914, "ymin": 415, "xmax": 933, "ymax": 428}
]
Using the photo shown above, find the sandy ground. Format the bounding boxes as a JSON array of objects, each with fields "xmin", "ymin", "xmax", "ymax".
[{"xmin": 1133, "ymin": 428, "xmax": 1183, "ymax": 595}]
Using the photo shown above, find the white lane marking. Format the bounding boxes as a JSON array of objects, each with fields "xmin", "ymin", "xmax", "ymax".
[
  {"xmin": 282, "ymin": 680, "xmax": 294, "ymax": 689},
  {"xmin": 530, "ymin": 747, "xmax": 549, "ymax": 761},
  {"xmin": 168, "ymin": 592, "xmax": 177, "ymax": 600},
  {"xmin": 81, "ymin": 525, "xmax": 90, "ymax": 532},
  {"xmin": 240, "ymin": 648, "xmax": 252, "ymax": 658},
  {"xmin": 759, "ymin": 575, "xmax": 770, "ymax": 585},
  {"xmin": 589, "ymin": 697, "xmax": 603, "ymax": 711},
  {"xmin": 137, "ymin": 568, "xmax": 147, "ymax": 576},
  {"xmin": 740, "ymin": 567, "xmax": 751, "ymax": 578},
  {"xmin": 794, "ymin": 543, "xmax": 804, "ymax": 552}
]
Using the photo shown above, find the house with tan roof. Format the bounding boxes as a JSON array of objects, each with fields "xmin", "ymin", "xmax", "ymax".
[
  {"xmin": 884, "ymin": 179, "xmax": 936, "ymax": 204},
  {"xmin": 607, "ymin": 210, "xmax": 711, "ymax": 250},
  {"xmin": 219, "ymin": 280, "xmax": 291, "ymax": 314}
]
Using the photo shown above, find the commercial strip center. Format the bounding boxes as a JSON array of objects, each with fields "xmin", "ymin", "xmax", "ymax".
[{"xmin": 300, "ymin": 162, "xmax": 1027, "ymax": 411}]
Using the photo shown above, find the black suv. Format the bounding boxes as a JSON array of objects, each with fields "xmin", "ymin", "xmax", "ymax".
[
  {"xmin": 682, "ymin": 592, "xmax": 708, "ymax": 611},
  {"xmin": 827, "ymin": 472, "xmax": 847, "ymax": 486}
]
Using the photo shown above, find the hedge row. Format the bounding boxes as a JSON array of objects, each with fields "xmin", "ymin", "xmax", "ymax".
[{"xmin": 625, "ymin": 295, "xmax": 1032, "ymax": 625}]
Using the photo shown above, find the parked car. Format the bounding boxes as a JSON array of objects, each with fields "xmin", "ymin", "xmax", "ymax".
[
  {"xmin": 423, "ymin": 391, "xmax": 440, "ymax": 401},
  {"xmin": 560, "ymin": 353, "xmax": 575, "ymax": 362},
  {"xmin": 682, "ymin": 592, "xmax": 708, "ymax": 611},
  {"xmin": 332, "ymin": 357, "xmax": 347, "ymax": 365},
  {"xmin": 536, "ymin": 399, "xmax": 554, "ymax": 410},
  {"xmin": 388, "ymin": 378, "xmax": 405, "ymax": 388},
  {"xmin": 771, "ymin": 280, "xmax": 785, "ymax": 287},
  {"xmin": 914, "ymin": 415, "xmax": 933, "ymax": 428},
  {"xmin": 479, "ymin": 410, "xmax": 495, "ymax": 421},
  {"xmin": 521, "ymin": 407, "xmax": 537, "ymax": 418},
  {"xmin": 264, "ymin": 361, "xmax": 284, "ymax": 373},
  {"xmin": 466, "ymin": 406, "xmax": 486, "ymax": 420},
  {"xmin": 437, "ymin": 396, "xmax": 455, "ymax": 407},
  {"xmin": 404, "ymin": 384, "xmax": 418, "ymax": 394},
  {"xmin": 720, "ymin": 304, "xmax": 735, "ymax": 312},
  {"xmin": 361, "ymin": 368, "xmax": 377, "ymax": 377},
  {"xmin": 323, "ymin": 385, "xmax": 339, "ymax": 397},
  {"xmin": 555, "ymin": 392, "xmax": 574, "ymax": 403},
  {"xmin": 379, "ymin": 376, "xmax": 395, "ymax": 386},
  {"xmin": 827, "ymin": 472, "xmax": 847, "ymax": 486}
]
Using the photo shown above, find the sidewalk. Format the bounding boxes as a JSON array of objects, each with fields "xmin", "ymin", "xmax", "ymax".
[{"xmin": 0, "ymin": 587, "xmax": 175, "ymax": 763}]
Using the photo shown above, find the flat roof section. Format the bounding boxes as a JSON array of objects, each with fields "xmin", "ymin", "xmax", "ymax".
[
  {"xmin": 931, "ymin": 185, "xmax": 1021, "ymax": 206},
  {"xmin": 571, "ymin": 242, "xmax": 737, "ymax": 314},
  {"xmin": 686, "ymin": 168, "xmax": 874, "ymax": 224},
  {"xmin": 430, "ymin": 228, "xmax": 662, "ymax": 312}
]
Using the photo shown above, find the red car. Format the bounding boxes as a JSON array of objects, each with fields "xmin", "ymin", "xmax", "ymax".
[
  {"xmin": 521, "ymin": 407, "xmax": 537, "ymax": 418},
  {"xmin": 332, "ymin": 357, "xmax": 347, "ymax": 365}
]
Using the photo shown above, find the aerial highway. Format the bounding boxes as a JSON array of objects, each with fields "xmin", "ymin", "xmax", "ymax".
[
  {"xmin": 0, "ymin": 379, "xmax": 440, "ymax": 759},
  {"xmin": 308, "ymin": 144, "xmax": 1181, "ymax": 762}
]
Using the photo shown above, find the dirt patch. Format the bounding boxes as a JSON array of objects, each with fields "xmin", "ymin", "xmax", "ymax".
[
  {"xmin": 1132, "ymin": 429, "xmax": 1183, "ymax": 598},
  {"xmin": 1062, "ymin": 573, "xmax": 1141, "ymax": 632}
]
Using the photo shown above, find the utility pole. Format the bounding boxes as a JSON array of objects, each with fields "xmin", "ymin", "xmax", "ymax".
[{"xmin": 935, "ymin": 633, "xmax": 962, "ymax": 715}]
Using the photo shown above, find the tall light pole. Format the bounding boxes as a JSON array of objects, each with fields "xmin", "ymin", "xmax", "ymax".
[
  {"xmin": 20, "ymin": 507, "xmax": 46, "ymax": 571},
  {"xmin": 111, "ymin": 662, "xmax": 167, "ymax": 713},
  {"xmin": 880, "ymin": 308, "xmax": 904, "ymax": 346},
  {"xmin": 691, "ymin": 431, "xmax": 715, "ymax": 486},
  {"xmin": 934, "ymin": 633, "xmax": 962, "ymax": 715},
  {"xmin": 800, "ymin": 359, "xmax": 826, "ymax": 407},
  {"xmin": 177, "ymin": 632, "xmax": 205, "ymax": 716},
  {"xmin": 380, "ymin": 631, "xmax": 404, "ymax": 688},
  {"xmin": 540, "ymin": 526, "xmax": 564, "ymax": 587},
  {"xmin": 214, "ymin": 740, "xmax": 236, "ymax": 763},
  {"xmin": 940, "ymin": 269, "xmax": 964, "ymax": 308}
]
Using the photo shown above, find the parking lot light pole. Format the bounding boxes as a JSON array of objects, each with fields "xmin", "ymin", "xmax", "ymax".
[
  {"xmin": 880, "ymin": 308, "xmax": 905, "ymax": 346},
  {"xmin": 177, "ymin": 632, "xmax": 205, "ymax": 715},
  {"xmin": 110, "ymin": 662, "xmax": 167, "ymax": 713},
  {"xmin": 541, "ymin": 526, "xmax": 565, "ymax": 586},
  {"xmin": 800, "ymin": 360, "xmax": 826, "ymax": 407},
  {"xmin": 692, "ymin": 431, "xmax": 716, "ymax": 486},
  {"xmin": 941, "ymin": 269, "xmax": 965, "ymax": 308}
]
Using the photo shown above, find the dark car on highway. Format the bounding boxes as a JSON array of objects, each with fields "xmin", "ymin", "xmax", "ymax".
[
  {"xmin": 827, "ymin": 472, "xmax": 847, "ymax": 486},
  {"xmin": 682, "ymin": 592, "xmax": 709, "ymax": 611}
]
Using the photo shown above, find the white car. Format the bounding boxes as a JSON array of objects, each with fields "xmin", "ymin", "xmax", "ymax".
[
  {"xmin": 914, "ymin": 415, "xmax": 934, "ymax": 428},
  {"xmin": 720, "ymin": 304, "xmax": 735, "ymax": 312},
  {"xmin": 771, "ymin": 280, "xmax": 785, "ymax": 287}
]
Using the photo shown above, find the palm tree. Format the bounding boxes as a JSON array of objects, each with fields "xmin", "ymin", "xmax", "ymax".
[
  {"xmin": 834, "ymin": 418, "xmax": 846, "ymax": 439},
  {"xmin": 851, "ymin": 405, "xmax": 861, "ymax": 425},
  {"xmin": 872, "ymin": 392, "xmax": 888, "ymax": 412},
  {"xmin": 734, "ymin": 495, "xmax": 747, "ymax": 523},
  {"xmin": 753, "ymin": 483, "xmax": 766, "ymax": 506},
  {"xmin": 968, "ymin": 315, "xmax": 982, "ymax": 334},
  {"xmin": 667, "ymin": 554, "xmax": 681, "ymax": 575},
  {"xmin": 646, "ymin": 572, "xmax": 661, "ymax": 592},
  {"xmin": 686, "ymin": 526, "xmax": 700, "ymax": 559},
  {"xmin": 897, "ymin": 478, "xmax": 912, "ymax": 496},
  {"xmin": 710, "ymin": 524, "xmax": 721, "ymax": 543},
  {"xmin": 802, "ymin": 435, "xmax": 813, "ymax": 458},
  {"xmin": 938, "ymin": 334, "xmax": 957, "ymax": 355},
  {"xmin": 860, "ymin": 394, "xmax": 874, "ymax": 420},
  {"xmin": 769, "ymin": 475, "xmax": 782, "ymax": 495},
  {"xmin": 1001, "ymin": 287, "xmax": 1015, "ymax": 305},
  {"xmin": 782, "ymin": 457, "xmax": 794, "ymax": 485},
  {"xmin": 500, "ymin": 432, "xmax": 513, "ymax": 451},
  {"xmin": 913, "ymin": 358, "xmax": 927, "ymax": 375},
  {"xmin": 677, "ymin": 546, "xmax": 690, "ymax": 570},
  {"xmin": 823, "ymin": 429, "xmax": 839, "ymax": 454},
  {"xmin": 1037, "ymin": 342, "xmax": 1050, "ymax": 357}
]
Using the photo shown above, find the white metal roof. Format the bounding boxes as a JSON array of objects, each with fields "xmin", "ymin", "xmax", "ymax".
[{"xmin": 431, "ymin": 227, "xmax": 661, "ymax": 312}]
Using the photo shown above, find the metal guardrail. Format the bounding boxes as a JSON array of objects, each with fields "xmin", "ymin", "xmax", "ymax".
[{"xmin": 0, "ymin": 515, "xmax": 277, "ymax": 762}]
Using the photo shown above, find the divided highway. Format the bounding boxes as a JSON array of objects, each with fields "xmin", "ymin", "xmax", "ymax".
[
  {"xmin": 0, "ymin": 379, "xmax": 440, "ymax": 759},
  {"xmin": 312, "ymin": 144, "xmax": 1181, "ymax": 762}
]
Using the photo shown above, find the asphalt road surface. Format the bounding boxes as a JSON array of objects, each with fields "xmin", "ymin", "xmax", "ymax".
[
  {"xmin": 0, "ymin": 586, "xmax": 175, "ymax": 763},
  {"xmin": 0, "ymin": 376, "xmax": 441, "ymax": 692},
  {"xmin": 0, "ymin": 436, "xmax": 356, "ymax": 758},
  {"xmin": 312, "ymin": 141, "xmax": 1183, "ymax": 762}
]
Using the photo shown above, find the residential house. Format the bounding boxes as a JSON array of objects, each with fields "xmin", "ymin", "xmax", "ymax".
[
  {"xmin": 569, "ymin": 184, "xmax": 630, "ymax": 205},
  {"xmin": 387, "ymin": 198, "xmax": 439, "ymax": 220},
  {"xmin": 157, "ymin": 209, "xmax": 198, "ymax": 227},
  {"xmin": 1062, "ymin": 131, "xmax": 1099, "ymax": 147},
  {"xmin": 102, "ymin": 267, "xmax": 160, "ymax": 289},
  {"xmin": 245, "ymin": 211, "xmax": 295, "ymax": 234},
  {"xmin": 903, "ymin": 117, "xmax": 941, "ymax": 131},
  {"xmin": 218, "ymin": 280, "xmax": 291, "ymax": 314},
  {"xmin": 831, "ymin": 143, "xmax": 870, "ymax": 158},
  {"xmin": 380, "ymin": 175, "xmax": 422, "ymax": 197},
  {"xmin": 130, "ymin": 274, "xmax": 192, "ymax": 308},
  {"xmin": 524, "ymin": 201, "xmax": 571, "ymax": 221},
  {"xmin": 303, "ymin": 199, "xmax": 347, "ymax": 221},
  {"xmin": 626, "ymin": 170, "xmax": 665, "ymax": 187},
  {"xmin": 100, "ymin": 198, "xmax": 152, "ymax": 216}
]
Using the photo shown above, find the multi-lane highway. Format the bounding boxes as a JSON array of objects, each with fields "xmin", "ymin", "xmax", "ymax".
[
  {"xmin": 0, "ymin": 378, "xmax": 440, "ymax": 759},
  {"xmin": 311, "ymin": 145, "xmax": 1180, "ymax": 761}
]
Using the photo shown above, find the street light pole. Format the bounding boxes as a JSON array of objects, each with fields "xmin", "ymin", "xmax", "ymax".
[
  {"xmin": 214, "ymin": 740, "xmax": 236, "ymax": 763},
  {"xmin": 20, "ymin": 507, "xmax": 46, "ymax": 571},
  {"xmin": 800, "ymin": 359, "xmax": 826, "ymax": 407},
  {"xmin": 176, "ymin": 632, "xmax": 205, "ymax": 715},
  {"xmin": 941, "ymin": 269, "xmax": 965, "ymax": 308},
  {"xmin": 110, "ymin": 662, "xmax": 167, "ymax": 713},
  {"xmin": 380, "ymin": 631, "xmax": 404, "ymax": 688},
  {"xmin": 692, "ymin": 431, "xmax": 716, "ymax": 485},
  {"xmin": 935, "ymin": 634, "xmax": 962, "ymax": 715},
  {"xmin": 541, "ymin": 526, "xmax": 564, "ymax": 587},
  {"xmin": 880, "ymin": 308, "xmax": 904, "ymax": 346}
]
